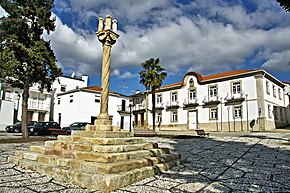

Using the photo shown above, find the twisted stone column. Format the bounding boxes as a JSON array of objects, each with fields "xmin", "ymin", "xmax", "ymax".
[{"xmin": 87, "ymin": 15, "xmax": 119, "ymax": 131}]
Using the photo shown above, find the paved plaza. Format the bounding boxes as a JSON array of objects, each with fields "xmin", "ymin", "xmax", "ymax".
[{"xmin": 0, "ymin": 131, "xmax": 290, "ymax": 192}]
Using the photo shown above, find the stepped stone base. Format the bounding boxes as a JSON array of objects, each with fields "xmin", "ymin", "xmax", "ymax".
[{"xmin": 9, "ymin": 130, "xmax": 181, "ymax": 192}]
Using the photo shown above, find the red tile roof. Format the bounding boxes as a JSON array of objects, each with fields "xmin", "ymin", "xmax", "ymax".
[
  {"xmin": 159, "ymin": 70, "xmax": 256, "ymax": 90},
  {"xmin": 84, "ymin": 86, "xmax": 119, "ymax": 95},
  {"xmin": 202, "ymin": 70, "xmax": 254, "ymax": 81}
]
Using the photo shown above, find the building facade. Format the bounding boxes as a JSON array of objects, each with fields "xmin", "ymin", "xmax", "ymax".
[
  {"xmin": 0, "ymin": 74, "xmax": 88, "ymax": 130},
  {"xmin": 132, "ymin": 70, "xmax": 290, "ymax": 132},
  {"xmin": 54, "ymin": 86, "xmax": 132, "ymax": 130}
]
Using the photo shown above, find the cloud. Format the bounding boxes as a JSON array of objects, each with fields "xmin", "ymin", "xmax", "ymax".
[
  {"xmin": 118, "ymin": 71, "xmax": 138, "ymax": 79},
  {"xmin": 48, "ymin": 0, "xmax": 290, "ymax": 78}
]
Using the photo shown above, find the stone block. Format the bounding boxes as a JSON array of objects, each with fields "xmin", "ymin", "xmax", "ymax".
[
  {"xmin": 7, "ymin": 156, "xmax": 20, "ymax": 165},
  {"xmin": 37, "ymin": 155, "xmax": 57, "ymax": 165},
  {"xmin": 23, "ymin": 152, "xmax": 40, "ymax": 161},
  {"xmin": 15, "ymin": 151, "xmax": 24, "ymax": 159},
  {"xmin": 30, "ymin": 145, "xmax": 47, "ymax": 154}
]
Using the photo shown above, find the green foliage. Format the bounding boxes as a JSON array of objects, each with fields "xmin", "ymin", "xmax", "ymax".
[
  {"xmin": 277, "ymin": 0, "xmax": 290, "ymax": 12},
  {"xmin": 0, "ymin": 0, "xmax": 61, "ymax": 90},
  {"xmin": 139, "ymin": 58, "xmax": 167, "ymax": 91},
  {"xmin": 0, "ymin": 0, "xmax": 62, "ymax": 138},
  {"xmin": 139, "ymin": 58, "xmax": 167, "ymax": 131}
]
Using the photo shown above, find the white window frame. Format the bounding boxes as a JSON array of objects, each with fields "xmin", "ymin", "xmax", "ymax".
[
  {"xmin": 209, "ymin": 85, "xmax": 217, "ymax": 97},
  {"xmin": 266, "ymin": 81, "xmax": 270, "ymax": 94},
  {"xmin": 171, "ymin": 92, "xmax": 177, "ymax": 103},
  {"xmin": 232, "ymin": 81, "xmax": 241, "ymax": 94},
  {"xmin": 209, "ymin": 108, "xmax": 218, "ymax": 120},
  {"xmin": 171, "ymin": 111, "xmax": 178, "ymax": 122},
  {"xmin": 234, "ymin": 106, "xmax": 242, "ymax": 118},
  {"xmin": 157, "ymin": 113, "xmax": 162, "ymax": 123},
  {"xmin": 156, "ymin": 94, "xmax": 162, "ymax": 104},
  {"xmin": 278, "ymin": 88, "xmax": 282, "ymax": 100},
  {"xmin": 69, "ymin": 95, "xmax": 73, "ymax": 103},
  {"xmin": 273, "ymin": 85, "xmax": 276, "ymax": 98},
  {"xmin": 189, "ymin": 89, "xmax": 196, "ymax": 101}
]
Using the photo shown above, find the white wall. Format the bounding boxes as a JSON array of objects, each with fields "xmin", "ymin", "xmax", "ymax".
[
  {"xmin": 54, "ymin": 90, "xmax": 131, "ymax": 130},
  {"xmin": 0, "ymin": 100, "xmax": 14, "ymax": 130}
]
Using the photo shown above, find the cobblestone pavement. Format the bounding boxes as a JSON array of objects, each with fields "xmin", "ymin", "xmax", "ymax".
[{"xmin": 0, "ymin": 132, "xmax": 290, "ymax": 193}]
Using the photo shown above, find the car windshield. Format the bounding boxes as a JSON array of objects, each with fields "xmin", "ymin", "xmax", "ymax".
[
  {"xmin": 69, "ymin": 123, "xmax": 79, "ymax": 127},
  {"xmin": 14, "ymin": 122, "xmax": 22, "ymax": 126}
]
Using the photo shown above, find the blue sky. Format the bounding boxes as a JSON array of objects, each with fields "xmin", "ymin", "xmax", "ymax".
[{"xmin": 1, "ymin": 0, "xmax": 290, "ymax": 94}]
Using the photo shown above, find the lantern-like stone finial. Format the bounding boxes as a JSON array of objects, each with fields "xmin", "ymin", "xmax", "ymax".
[
  {"xmin": 105, "ymin": 15, "xmax": 112, "ymax": 30},
  {"xmin": 98, "ymin": 18, "xmax": 104, "ymax": 32}
]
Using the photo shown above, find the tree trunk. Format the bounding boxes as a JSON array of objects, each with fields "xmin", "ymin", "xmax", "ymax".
[
  {"xmin": 152, "ymin": 88, "xmax": 156, "ymax": 131},
  {"xmin": 21, "ymin": 79, "xmax": 29, "ymax": 138}
]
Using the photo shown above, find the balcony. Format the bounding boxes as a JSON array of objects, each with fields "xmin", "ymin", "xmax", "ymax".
[
  {"xmin": 166, "ymin": 101, "xmax": 180, "ymax": 110},
  {"xmin": 117, "ymin": 105, "xmax": 130, "ymax": 114},
  {"xmin": 28, "ymin": 103, "xmax": 50, "ymax": 111},
  {"xmin": 183, "ymin": 99, "xmax": 199, "ymax": 109},
  {"xmin": 225, "ymin": 93, "xmax": 245, "ymax": 105},
  {"xmin": 132, "ymin": 103, "xmax": 146, "ymax": 114},
  {"xmin": 155, "ymin": 103, "xmax": 164, "ymax": 111},
  {"xmin": 202, "ymin": 96, "xmax": 221, "ymax": 107}
]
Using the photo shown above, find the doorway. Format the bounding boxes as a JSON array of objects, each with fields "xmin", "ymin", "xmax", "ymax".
[{"xmin": 189, "ymin": 111, "xmax": 197, "ymax": 129}]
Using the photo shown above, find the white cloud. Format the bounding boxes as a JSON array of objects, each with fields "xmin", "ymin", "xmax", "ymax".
[
  {"xmin": 118, "ymin": 71, "xmax": 138, "ymax": 79},
  {"xmin": 49, "ymin": 0, "xmax": 290, "ymax": 78}
]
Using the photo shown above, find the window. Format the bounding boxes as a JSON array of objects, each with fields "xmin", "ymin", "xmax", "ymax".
[
  {"xmin": 209, "ymin": 85, "xmax": 217, "ymax": 97},
  {"xmin": 273, "ymin": 106, "xmax": 278, "ymax": 120},
  {"xmin": 5, "ymin": 91, "xmax": 12, "ymax": 100},
  {"xmin": 278, "ymin": 88, "xmax": 282, "ymax": 100},
  {"xmin": 69, "ymin": 95, "xmax": 73, "ymax": 103},
  {"xmin": 280, "ymin": 108, "xmax": 284, "ymax": 121},
  {"xmin": 210, "ymin": 108, "xmax": 218, "ymax": 119},
  {"xmin": 95, "ymin": 95, "xmax": 100, "ymax": 103},
  {"xmin": 189, "ymin": 89, "xmax": 196, "ymax": 101},
  {"xmin": 232, "ymin": 82, "xmax": 241, "ymax": 94},
  {"xmin": 57, "ymin": 98, "xmax": 60, "ymax": 105},
  {"xmin": 156, "ymin": 94, "xmax": 162, "ymax": 104},
  {"xmin": 266, "ymin": 81, "xmax": 270, "ymax": 94},
  {"xmin": 60, "ymin": 85, "xmax": 66, "ymax": 92},
  {"xmin": 157, "ymin": 113, "xmax": 162, "ymax": 123},
  {"xmin": 171, "ymin": 92, "xmax": 177, "ymax": 102},
  {"xmin": 171, "ymin": 111, "xmax": 178, "ymax": 122},
  {"xmin": 268, "ymin": 105, "xmax": 272, "ymax": 118},
  {"xmin": 273, "ymin": 85, "xmax": 276, "ymax": 98},
  {"xmin": 234, "ymin": 106, "xmax": 242, "ymax": 118}
]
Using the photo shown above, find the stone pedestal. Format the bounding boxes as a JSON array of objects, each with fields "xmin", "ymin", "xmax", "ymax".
[
  {"xmin": 86, "ymin": 114, "xmax": 113, "ymax": 131},
  {"xmin": 9, "ymin": 130, "xmax": 181, "ymax": 192}
]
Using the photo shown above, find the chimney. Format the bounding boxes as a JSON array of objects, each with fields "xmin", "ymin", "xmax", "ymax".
[{"xmin": 82, "ymin": 74, "xmax": 89, "ymax": 87}]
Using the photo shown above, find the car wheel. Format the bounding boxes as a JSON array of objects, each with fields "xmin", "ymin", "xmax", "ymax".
[
  {"xmin": 14, "ymin": 128, "xmax": 20, "ymax": 133},
  {"xmin": 32, "ymin": 131, "xmax": 39, "ymax": 136}
]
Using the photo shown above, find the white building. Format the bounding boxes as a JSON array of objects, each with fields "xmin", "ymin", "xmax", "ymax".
[
  {"xmin": 0, "ymin": 74, "xmax": 88, "ymax": 130},
  {"xmin": 54, "ymin": 86, "xmax": 132, "ymax": 130},
  {"xmin": 132, "ymin": 69, "xmax": 290, "ymax": 132}
]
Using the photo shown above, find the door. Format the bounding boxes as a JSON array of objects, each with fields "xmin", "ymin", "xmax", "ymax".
[
  {"xmin": 121, "ymin": 100, "xmax": 126, "ymax": 111},
  {"xmin": 120, "ymin": 116, "xmax": 124, "ymax": 130},
  {"xmin": 189, "ymin": 111, "xmax": 197, "ymax": 129}
]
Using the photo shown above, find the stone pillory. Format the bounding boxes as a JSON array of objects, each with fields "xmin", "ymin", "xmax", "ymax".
[{"xmin": 9, "ymin": 15, "xmax": 182, "ymax": 193}]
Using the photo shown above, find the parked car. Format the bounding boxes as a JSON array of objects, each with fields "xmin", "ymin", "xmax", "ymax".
[
  {"xmin": 63, "ymin": 122, "xmax": 90, "ymax": 131},
  {"xmin": 5, "ymin": 121, "xmax": 36, "ymax": 133},
  {"xmin": 28, "ymin": 122, "xmax": 60, "ymax": 136}
]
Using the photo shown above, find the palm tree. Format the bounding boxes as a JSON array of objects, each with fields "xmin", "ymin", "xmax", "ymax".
[{"xmin": 139, "ymin": 58, "xmax": 167, "ymax": 131}]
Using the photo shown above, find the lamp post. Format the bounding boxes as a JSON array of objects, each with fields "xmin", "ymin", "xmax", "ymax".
[
  {"xmin": 129, "ymin": 99, "xmax": 133, "ymax": 132},
  {"xmin": 227, "ymin": 107, "xmax": 230, "ymax": 131}
]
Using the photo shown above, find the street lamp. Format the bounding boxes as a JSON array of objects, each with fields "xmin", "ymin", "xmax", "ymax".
[
  {"xmin": 227, "ymin": 107, "xmax": 230, "ymax": 131},
  {"xmin": 129, "ymin": 99, "xmax": 133, "ymax": 132},
  {"xmin": 245, "ymin": 94, "xmax": 249, "ymax": 131}
]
